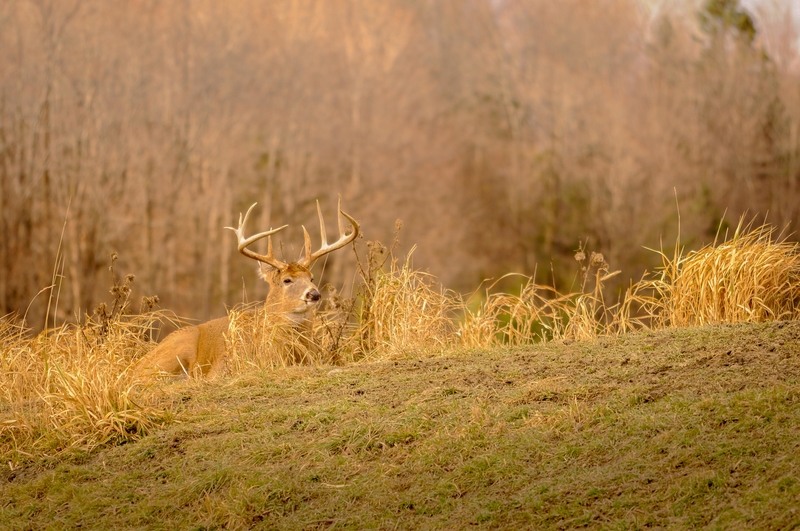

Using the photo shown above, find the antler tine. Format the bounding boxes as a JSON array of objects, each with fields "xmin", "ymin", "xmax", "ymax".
[
  {"xmin": 224, "ymin": 202, "xmax": 289, "ymax": 270},
  {"xmin": 336, "ymin": 195, "xmax": 346, "ymax": 242},
  {"xmin": 301, "ymin": 225, "xmax": 312, "ymax": 265},
  {"xmin": 298, "ymin": 199, "xmax": 329, "ymax": 265},
  {"xmin": 299, "ymin": 195, "xmax": 360, "ymax": 268},
  {"xmin": 318, "ymin": 199, "xmax": 328, "ymax": 247}
]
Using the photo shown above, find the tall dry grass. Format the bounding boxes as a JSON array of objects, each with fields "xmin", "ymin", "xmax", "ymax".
[
  {"xmin": 224, "ymin": 304, "xmax": 334, "ymax": 372},
  {"xmin": 459, "ymin": 249, "xmax": 627, "ymax": 347},
  {"xmin": 459, "ymin": 220, "xmax": 800, "ymax": 346},
  {"xmin": 354, "ymin": 245, "xmax": 457, "ymax": 359},
  {"xmin": 641, "ymin": 220, "xmax": 800, "ymax": 327},
  {"xmin": 0, "ymin": 313, "xmax": 172, "ymax": 463}
]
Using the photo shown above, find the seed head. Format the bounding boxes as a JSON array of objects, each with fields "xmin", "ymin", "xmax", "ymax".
[{"xmin": 141, "ymin": 295, "xmax": 160, "ymax": 311}]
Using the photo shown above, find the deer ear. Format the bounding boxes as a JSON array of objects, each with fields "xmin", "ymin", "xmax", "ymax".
[{"xmin": 257, "ymin": 262, "xmax": 279, "ymax": 281}]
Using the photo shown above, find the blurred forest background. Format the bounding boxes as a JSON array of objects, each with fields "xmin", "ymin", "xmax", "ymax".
[{"xmin": 2, "ymin": 0, "xmax": 799, "ymax": 330}]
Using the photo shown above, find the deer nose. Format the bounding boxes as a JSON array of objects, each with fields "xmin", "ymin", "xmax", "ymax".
[{"xmin": 306, "ymin": 289, "xmax": 321, "ymax": 302}]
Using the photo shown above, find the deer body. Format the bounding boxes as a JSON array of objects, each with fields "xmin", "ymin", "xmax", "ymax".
[
  {"xmin": 138, "ymin": 317, "xmax": 228, "ymax": 378},
  {"xmin": 135, "ymin": 198, "xmax": 358, "ymax": 379}
]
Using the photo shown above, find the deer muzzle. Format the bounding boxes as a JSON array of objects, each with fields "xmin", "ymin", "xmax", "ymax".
[{"xmin": 304, "ymin": 288, "xmax": 321, "ymax": 303}]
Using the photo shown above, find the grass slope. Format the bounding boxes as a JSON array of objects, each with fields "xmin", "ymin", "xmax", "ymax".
[{"xmin": 2, "ymin": 321, "xmax": 800, "ymax": 530}]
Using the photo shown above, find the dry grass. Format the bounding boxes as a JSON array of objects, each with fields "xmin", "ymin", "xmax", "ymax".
[
  {"xmin": 354, "ymin": 246, "xmax": 458, "ymax": 359},
  {"xmin": 0, "ymin": 254, "xmax": 173, "ymax": 463},
  {"xmin": 458, "ymin": 277, "xmax": 568, "ymax": 347},
  {"xmin": 460, "ymin": 221, "xmax": 800, "ymax": 347},
  {"xmin": 224, "ymin": 304, "xmax": 337, "ymax": 372},
  {"xmin": 642, "ymin": 220, "xmax": 800, "ymax": 327},
  {"xmin": 459, "ymin": 250, "xmax": 626, "ymax": 347},
  {"xmin": 0, "ymin": 313, "xmax": 172, "ymax": 463}
]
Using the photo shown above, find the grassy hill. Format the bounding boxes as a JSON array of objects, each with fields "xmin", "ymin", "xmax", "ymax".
[{"xmin": 2, "ymin": 321, "xmax": 799, "ymax": 530}]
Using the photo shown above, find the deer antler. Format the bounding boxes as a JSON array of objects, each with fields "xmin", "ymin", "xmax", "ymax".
[
  {"xmin": 224, "ymin": 203, "xmax": 289, "ymax": 271},
  {"xmin": 299, "ymin": 195, "xmax": 360, "ymax": 268}
]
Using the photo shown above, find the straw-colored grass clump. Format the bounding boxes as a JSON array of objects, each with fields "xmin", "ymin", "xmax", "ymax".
[
  {"xmin": 355, "ymin": 247, "xmax": 457, "ymax": 358},
  {"xmin": 644, "ymin": 221, "xmax": 800, "ymax": 327},
  {"xmin": 458, "ymin": 221, "xmax": 800, "ymax": 346},
  {"xmin": 0, "ymin": 313, "xmax": 170, "ymax": 462},
  {"xmin": 224, "ymin": 304, "xmax": 332, "ymax": 372}
]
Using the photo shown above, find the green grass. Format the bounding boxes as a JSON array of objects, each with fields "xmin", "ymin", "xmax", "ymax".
[{"xmin": 3, "ymin": 321, "xmax": 800, "ymax": 530}]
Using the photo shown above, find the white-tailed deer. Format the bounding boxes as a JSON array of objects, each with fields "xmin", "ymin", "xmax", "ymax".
[{"xmin": 135, "ymin": 197, "xmax": 359, "ymax": 378}]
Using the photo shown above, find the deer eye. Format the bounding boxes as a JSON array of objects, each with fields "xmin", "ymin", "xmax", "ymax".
[{"xmin": 283, "ymin": 278, "xmax": 293, "ymax": 284}]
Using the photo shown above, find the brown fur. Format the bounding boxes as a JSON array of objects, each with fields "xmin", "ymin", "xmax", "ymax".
[{"xmin": 135, "ymin": 263, "xmax": 319, "ymax": 379}]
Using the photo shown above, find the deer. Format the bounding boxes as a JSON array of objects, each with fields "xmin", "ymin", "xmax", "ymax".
[{"xmin": 134, "ymin": 196, "xmax": 360, "ymax": 379}]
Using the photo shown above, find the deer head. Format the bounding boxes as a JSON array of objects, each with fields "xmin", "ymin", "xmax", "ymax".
[{"xmin": 225, "ymin": 196, "xmax": 360, "ymax": 325}]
